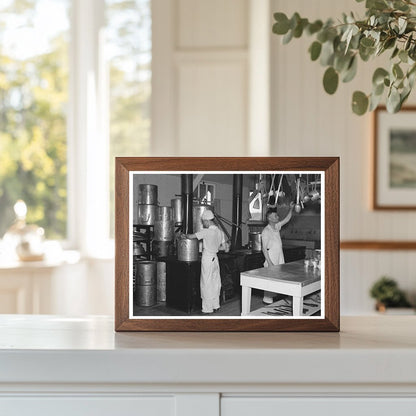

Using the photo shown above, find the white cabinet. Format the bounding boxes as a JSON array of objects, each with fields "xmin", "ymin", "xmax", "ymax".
[
  {"xmin": 0, "ymin": 316, "xmax": 415, "ymax": 415},
  {"xmin": 1, "ymin": 397, "xmax": 175, "ymax": 416},
  {"xmin": 221, "ymin": 397, "xmax": 416, "ymax": 416}
]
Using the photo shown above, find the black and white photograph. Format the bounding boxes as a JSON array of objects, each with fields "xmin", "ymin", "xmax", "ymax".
[{"xmin": 130, "ymin": 171, "xmax": 324, "ymax": 319}]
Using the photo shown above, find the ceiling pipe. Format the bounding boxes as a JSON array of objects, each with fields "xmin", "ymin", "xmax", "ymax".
[
  {"xmin": 181, "ymin": 174, "xmax": 193, "ymax": 234},
  {"xmin": 231, "ymin": 174, "xmax": 243, "ymax": 250}
]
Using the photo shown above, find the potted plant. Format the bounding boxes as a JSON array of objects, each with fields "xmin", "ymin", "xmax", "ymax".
[
  {"xmin": 272, "ymin": 0, "xmax": 416, "ymax": 115},
  {"xmin": 369, "ymin": 276, "xmax": 412, "ymax": 312}
]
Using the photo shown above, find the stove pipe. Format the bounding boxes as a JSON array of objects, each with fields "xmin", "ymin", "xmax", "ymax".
[
  {"xmin": 181, "ymin": 174, "xmax": 193, "ymax": 234},
  {"xmin": 231, "ymin": 174, "xmax": 243, "ymax": 250}
]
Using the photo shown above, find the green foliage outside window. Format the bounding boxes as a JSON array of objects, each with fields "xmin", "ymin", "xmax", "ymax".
[{"xmin": 0, "ymin": 1, "xmax": 69, "ymax": 238}]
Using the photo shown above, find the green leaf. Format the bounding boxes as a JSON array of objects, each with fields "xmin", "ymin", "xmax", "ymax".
[
  {"xmin": 399, "ymin": 49, "xmax": 408, "ymax": 63},
  {"xmin": 292, "ymin": 18, "xmax": 308, "ymax": 38},
  {"xmin": 273, "ymin": 13, "xmax": 290, "ymax": 35},
  {"xmin": 282, "ymin": 29, "xmax": 293, "ymax": 44},
  {"xmin": 405, "ymin": 34, "xmax": 413, "ymax": 51},
  {"xmin": 334, "ymin": 52, "xmax": 351, "ymax": 72},
  {"xmin": 307, "ymin": 20, "xmax": 323, "ymax": 35},
  {"xmin": 323, "ymin": 67, "xmax": 339, "ymax": 94},
  {"xmin": 393, "ymin": 63, "xmax": 404, "ymax": 79},
  {"xmin": 352, "ymin": 91, "xmax": 369, "ymax": 115},
  {"xmin": 372, "ymin": 68, "xmax": 389, "ymax": 86},
  {"xmin": 320, "ymin": 40, "xmax": 335, "ymax": 66},
  {"xmin": 383, "ymin": 37, "xmax": 396, "ymax": 50},
  {"xmin": 391, "ymin": 47, "xmax": 399, "ymax": 59},
  {"xmin": 342, "ymin": 56, "xmax": 357, "ymax": 83},
  {"xmin": 309, "ymin": 41, "xmax": 322, "ymax": 61},
  {"xmin": 366, "ymin": 0, "xmax": 388, "ymax": 10},
  {"xmin": 386, "ymin": 87, "xmax": 401, "ymax": 113},
  {"xmin": 369, "ymin": 92, "xmax": 383, "ymax": 111},
  {"xmin": 374, "ymin": 82, "xmax": 385, "ymax": 96},
  {"xmin": 398, "ymin": 17, "xmax": 407, "ymax": 34},
  {"xmin": 360, "ymin": 37, "xmax": 375, "ymax": 48}
]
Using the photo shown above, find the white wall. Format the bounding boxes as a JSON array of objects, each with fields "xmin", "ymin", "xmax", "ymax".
[
  {"xmin": 271, "ymin": 0, "xmax": 416, "ymax": 313},
  {"xmin": 32, "ymin": 0, "xmax": 416, "ymax": 317}
]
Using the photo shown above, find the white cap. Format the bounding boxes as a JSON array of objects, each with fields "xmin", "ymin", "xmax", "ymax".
[{"xmin": 201, "ymin": 210, "xmax": 214, "ymax": 221}]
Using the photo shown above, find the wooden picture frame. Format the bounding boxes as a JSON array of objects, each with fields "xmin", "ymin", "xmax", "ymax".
[
  {"xmin": 373, "ymin": 106, "xmax": 416, "ymax": 210},
  {"xmin": 115, "ymin": 157, "xmax": 339, "ymax": 332}
]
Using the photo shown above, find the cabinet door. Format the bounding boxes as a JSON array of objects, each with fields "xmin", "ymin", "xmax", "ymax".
[
  {"xmin": 221, "ymin": 397, "xmax": 416, "ymax": 416},
  {"xmin": 1, "ymin": 396, "xmax": 174, "ymax": 416}
]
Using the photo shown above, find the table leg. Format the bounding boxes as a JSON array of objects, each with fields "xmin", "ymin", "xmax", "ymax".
[
  {"xmin": 241, "ymin": 286, "xmax": 252, "ymax": 316},
  {"xmin": 292, "ymin": 296, "xmax": 304, "ymax": 316}
]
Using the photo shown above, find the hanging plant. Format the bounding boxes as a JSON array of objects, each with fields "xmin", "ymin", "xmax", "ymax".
[{"xmin": 272, "ymin": 0, "xmax": 416, "ymax": 115}]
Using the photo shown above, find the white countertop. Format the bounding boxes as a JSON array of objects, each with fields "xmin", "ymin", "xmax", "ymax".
[{"xmin": 0, "ymin": 315, "xmax": 415, "ymax": 388}]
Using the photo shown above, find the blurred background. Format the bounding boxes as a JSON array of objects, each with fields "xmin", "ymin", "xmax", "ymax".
[{"xmin": 0, "ymin": 0, "xmax": 415, "ymax": 316}]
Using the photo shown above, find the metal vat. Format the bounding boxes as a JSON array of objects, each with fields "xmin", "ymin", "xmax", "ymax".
[
  {"xmin": 192, "ymin": 204, "xmax": 214, "ymax": 233},
  {"xmin": 154, "ymin": 220, "xmax": 174, "ymax": 241},
  {"xmin": 157, "ymin": 206, "xmax": 172, "ymax": 221},
  {"xmin": 152, "ymin": 240, "xmax": 173, "ymax": 258},
  {"xmin": 157, "ymin": 261, "xmax": 166, "ymax": 302},
  {"xmin": 136, "ymin": 204, "xmax": 157, "ymax": 225},
  {"xmin": 137, "ymin": 184, "xmax": 158, "ymax": 205},
  {"xmin": 134, "ymin": 284, "xmax": 156, "ymax": 307},
  {"xmin": 171, "ymin": 197, "xmax": 183, "ymax": 224},
  {"xmin": 135, "ymin": 260, "xmax": 157, "ymax": 307},
  {"xmin": 249, "ymin": 232, "xmax": 262, "ymax": 252},
  {"xmin": 136, "ymin": 260, "xmax": 157, "ymax": 286},
  {"xmin": 177, "ymin": 237, "xmax": 199, "ymax": 262}
]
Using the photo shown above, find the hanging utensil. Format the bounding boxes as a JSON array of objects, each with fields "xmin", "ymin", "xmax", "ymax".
[{"xmin": 295, "ymin": 176, "xmax": 302, "ymax": 213}]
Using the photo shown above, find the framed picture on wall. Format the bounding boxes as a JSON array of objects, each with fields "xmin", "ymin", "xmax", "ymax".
[
  {"xmin": 374, "ymin": 106, "xmax": 416, "ymax": 209},
  {"xmin": 115, "ymin": 157, "xmax": 339, "ymax": 332}
]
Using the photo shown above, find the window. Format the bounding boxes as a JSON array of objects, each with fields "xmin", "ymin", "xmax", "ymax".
[
  {"xmin": 0, "ymin": 0, "xmax": 70, "ymax": 239},
  {"xmin": 198, "ymin": 182, "xmax": 216, "ymax": 205},
  {"xmin": 0, "ymin": 0, "xmax": 151, "ymax": 253},
  {"xmin": 106, "ymin": 0, "xmax": 151, "ymax": 237}
]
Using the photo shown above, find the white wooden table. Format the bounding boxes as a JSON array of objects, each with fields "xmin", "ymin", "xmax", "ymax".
[{"xmin": 240, "ymin": 260, "xmax": 321, "ymax": 316}]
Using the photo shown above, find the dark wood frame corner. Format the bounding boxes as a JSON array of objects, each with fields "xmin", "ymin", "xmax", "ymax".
[
  {"xmin": 373, "ymin": 106, "xmax": 416, "ymax": 211},
  {"xmin": 115, "ymin": 157, "xmax": 340, "ymax": 332}
]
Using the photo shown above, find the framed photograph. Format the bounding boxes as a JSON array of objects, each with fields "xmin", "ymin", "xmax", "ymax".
[
  {"xmin": 115, "ymin": 157, "xmax": 339, "ymax": 332},
  {"xmin": 373, "ymin": 106, "xmax": 416, "ymax": 210}
]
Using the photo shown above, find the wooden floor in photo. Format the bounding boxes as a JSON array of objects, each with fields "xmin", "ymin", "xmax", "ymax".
[{"xmin": 249, "ymin": 291, "xmax": 321, "ymax": 317}]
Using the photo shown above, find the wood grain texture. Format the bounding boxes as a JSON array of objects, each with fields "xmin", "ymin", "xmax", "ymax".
[
  {"xmin": 341, "ymin": 241, "xmax": 416, "ymax": 250},
  {"xmin": 115, "ymin": 157, "xmax": 340, "ymax": 332},
  {"xmin": 373, "ymin": 106, "xmax": 416, "ymax": 210}
]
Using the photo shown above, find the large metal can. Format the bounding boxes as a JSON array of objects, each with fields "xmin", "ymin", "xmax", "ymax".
[
  {"xmin": 157, "ymin": 206, "xmax": 172, "ymax": 221},
  {"xmin": 136, "ymin": 204, "xmax": 157, "ymax": 225},
  {"xmin": 134, "ymin": 284, "xmax": 156, "ymax": 307},
  {"xmin": 137, "ymin": 184, "xmax": 158, "ymax": 205},
  {"xmin": 152, "ymin": 240, "xmax": 173, "ymax": 258},
  {"xmin": 192, "ymin": 204, "xmax": 214, "ymax": 233},
  {"xmin": 136, "ymin": 260, "xmax": 157, "ymax": 286},
  {"xmin": 135, "ymin": 260, "xmax": 157, "ymax": 307},
  {"xmin": 249, "ymin": 232, "xmax": 262, "ymax": 252},
  {"xmin": 157, "ymin": 261, "xmax": 166, "ymax": 302},
  {"xmin": 171, "ymin": 197, "xmax": 183, "ymax": 224},
  {"xmin": 154, "ymin": 220, "xmax": 174, "ymax": 241},
  {"xmin": 177, "ymin": 237, "xmax": 199, "ymax": 262}
]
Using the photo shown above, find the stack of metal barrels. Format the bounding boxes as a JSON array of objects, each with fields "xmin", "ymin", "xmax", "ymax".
[
  {"xmin": 152, "ymin": 206, "xmax": 174, "ymax": 258},
  {"xmin": 136, "ymin": 184, "xmax": 158, "ymax": 226},
  {"xmin": 152, "ymin": 205, "xmax": 174, "ymax": 303}
]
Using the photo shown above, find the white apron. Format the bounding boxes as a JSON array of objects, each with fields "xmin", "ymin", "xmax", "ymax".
[
  {"xmin": 200, "ymin": 251, "xmax": 221, "ymax": 313},
  {"xmin": 262, "ymin": 223, "xmax": 285, "ymax": 302}
]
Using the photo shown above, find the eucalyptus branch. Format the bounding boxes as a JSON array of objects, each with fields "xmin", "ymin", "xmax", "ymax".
[{"xmin": 272, "ymin": 0, "xmax": 416, "ymax": 115}]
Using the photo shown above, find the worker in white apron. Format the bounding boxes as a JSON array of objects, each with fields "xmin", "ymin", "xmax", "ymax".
[
  {"xmin": 261, "ymin": 203, "xmax": 295, "ymax": 304},
  {"xmin": 186, "ymin": 209, "xmax": 227, "ymax": 313}
]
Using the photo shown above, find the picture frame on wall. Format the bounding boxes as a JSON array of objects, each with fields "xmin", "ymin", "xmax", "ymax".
[
  {"xmin": 374, "ymin": 106, "xmax": 416, "ymax": 210},
  {"xmin": 115, "ymin": 157, "xmax": 339, "ymax": 332}
]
